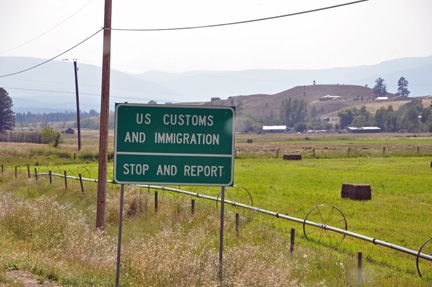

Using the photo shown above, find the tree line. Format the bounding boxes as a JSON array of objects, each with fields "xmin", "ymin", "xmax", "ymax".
[
  {"xmin": 15, "ymin": 110, "xmax": 99, "ymax": 125},
  {"xmin": 338, "ymin": 99, "xmax": 432, "ymax": 132}
]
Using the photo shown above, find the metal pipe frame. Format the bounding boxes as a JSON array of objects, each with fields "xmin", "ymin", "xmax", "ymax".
[{"xmin": 43, "ymin": 173, "xmax": 432, "ymax": 262}]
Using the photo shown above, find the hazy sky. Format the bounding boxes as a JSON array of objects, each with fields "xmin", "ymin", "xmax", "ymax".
[{"xmin": 1, "ymin": 0, "xmax": 431, "ymax": 74}]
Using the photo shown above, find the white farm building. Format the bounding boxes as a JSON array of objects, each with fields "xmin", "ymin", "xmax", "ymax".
[{"xmin": 262, "ymin": 125, "xmax": 288, "ymax": 133}]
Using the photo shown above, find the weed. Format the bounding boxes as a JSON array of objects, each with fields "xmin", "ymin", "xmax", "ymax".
[{"xmin": 5, "ymin": 262, "xmax": 19, "ymax": 270}]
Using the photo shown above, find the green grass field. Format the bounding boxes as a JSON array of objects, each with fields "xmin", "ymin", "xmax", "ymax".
[{"xmin": 1, "ymin": 132, "xmax": 432, "ymax": 286}]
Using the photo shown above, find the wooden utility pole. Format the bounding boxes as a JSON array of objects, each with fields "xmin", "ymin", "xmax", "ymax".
[
  {"xmin": 96, "ymin": 0, "xmax": 112, "ymax": 230},
  {"xmin": 73, "ymin": 59, "xmax": 81, "ymax": 151}
]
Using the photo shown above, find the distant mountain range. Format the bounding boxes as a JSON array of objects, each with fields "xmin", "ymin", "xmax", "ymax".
[{"xmin": 0, "ymin": 55, "xmax": 431, "ymax": 113}]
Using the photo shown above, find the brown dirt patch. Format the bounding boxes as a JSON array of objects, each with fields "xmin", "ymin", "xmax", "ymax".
[{"xmin": 4, "ymin": 270, "xmax": 60, "ymax": 287}]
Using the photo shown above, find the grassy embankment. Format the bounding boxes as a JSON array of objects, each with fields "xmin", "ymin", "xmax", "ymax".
[{"xmin": 1, "ymin": 132, "xmax": 432, "ymax": 286}]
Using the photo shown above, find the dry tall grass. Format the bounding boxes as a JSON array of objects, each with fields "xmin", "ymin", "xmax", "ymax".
[{"xmin": 0, "ymin": 178, "xmax": 428, "ymax": 286}]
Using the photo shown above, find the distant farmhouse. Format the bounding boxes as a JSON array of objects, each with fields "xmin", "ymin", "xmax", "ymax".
[
  {"xmin": 375, "ymin": 97, "xmax": 388, "ymax": 102},
  {"xmin": 347, "ymin": 127, "xmax": 381, "ymax": 133},
  {"xmin": 64, "ymin": 128, "xmax": 75, "ymax": 135},
  {"xmin": 324, "ymin": 116, "xmax": 340, "ymax": 122},
  {"xmin": 319, "ymin": 95, "xmax": 341, "ymax": 101},
  {"xmin": 262, "ymin": 125, "xmax": 289, "ymax": 133},
  {"xmin": 391, "ymin": 95, "xmax": 410, "ymax": 101}
]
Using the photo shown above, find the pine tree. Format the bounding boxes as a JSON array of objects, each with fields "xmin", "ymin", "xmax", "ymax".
[
  {"xmin": 373, "ymin": 78, "xmax": 387, "ymax": 97},
  {"xmin": 396, "ymin": 77, "xmax": 410, "ymax": 97},
  {"xmin": 0, "ymin": 88, "xmax": 15, "ymax": 133}
]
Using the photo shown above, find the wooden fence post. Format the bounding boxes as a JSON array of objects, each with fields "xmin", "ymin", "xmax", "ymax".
[
  {"xmin": 1, "ymin": 164, "xmax": 3, "ymax": 175},
  {"xmin": 27, "ymin": 166, "xmax": 30, "ymax": 179},
  {"xmin": 383, "ymin": 147, "xmax": 386, "ymax": 155},
  {"xmin": 347, "ymin": 147, "xmax": 350, "ymax": 156}
]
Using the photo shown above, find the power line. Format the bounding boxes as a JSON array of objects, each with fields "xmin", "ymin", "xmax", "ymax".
[
  {"xmin": 0, "ymin": 29, "xmax": 103, "ymax": 78},
  {"xmin": 109, "ymin": 0, "xmax": 368, "ymax": 32},
  {"xmin": 3, "ymin": 87, "xmax": 99, "ymax": 97},
  {"xmin": 0, "ymin": 1, "xmax": 368, "ymax": 79},
  {"xmin": 0, "ymin": 0, "xmax": 96, "ymax": 55},
  {"xmin": 4, "ymin": 87, "xmax": 181, "ymax": 103}
]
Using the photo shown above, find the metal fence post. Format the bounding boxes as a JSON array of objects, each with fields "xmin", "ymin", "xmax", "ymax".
[
  {"xmin": 27, "ymin": 166, "xmax": 30, "ymax": 179},
  {"xmin": 358, "ymin": 252, "xmax": 363, "ymax": 282},
  {"xmin": 34, "ymin": 168, "xmax": 38, "ymax": 180},
  {"xmin": 49, "ymin": 171, "xmax": 52, "ymax": 184},
  {"xmin": 155, "ymin": 191, "xmax": 158, "ymax": 213},
  {"xmin": 79, "ymin": 174, "xmax": 84, "ymax": 192},
  {"xmin": 116, "ymin": 185, "xmax": 125, "ymax": 287},
  {"xmin": 219, "ymin": 186, "xmax": 226, "ymax": 283},
  {"xmin": 236, "ymin": 213, "xmax": 239, "ymax": 237},
  {"xmin": 64, "ymin": 171, "xmax": 68, "ymax": 189},
  {"xmin": 15, "ymin": 166, "xmax": 17, "ymax": 178},
  {"xmin": 191, "ymin": 199, "xmax": 195, "ymax": 215},
  {"xmin": 290, "ymin": 228, "xmax": 295, "ymax": 254}
]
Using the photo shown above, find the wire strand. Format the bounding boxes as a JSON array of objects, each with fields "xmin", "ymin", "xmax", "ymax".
[
  {"xmin": 108, "ymin": 0, "xmax": 368, "ymax": 32},
  {"xmin": 0, "ymin": 28, "xmax": 103, "ymax": 78},
  {"xmin": 0, "ymin": 0, "xmax": 368, "ymax": 79},
  {"xmin": 0, "ymin": 0, "xmax": 95, "ymax": 54}
]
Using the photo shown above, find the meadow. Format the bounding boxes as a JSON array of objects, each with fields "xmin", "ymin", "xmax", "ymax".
[{"xmin": 0, "ymin": 130, "xmax": 432, "ymax": 286}]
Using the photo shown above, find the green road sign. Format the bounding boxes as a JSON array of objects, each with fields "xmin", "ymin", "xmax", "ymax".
[{"xmin": 114, "ymin": 104, "xmax": 235, "ymax": 186}]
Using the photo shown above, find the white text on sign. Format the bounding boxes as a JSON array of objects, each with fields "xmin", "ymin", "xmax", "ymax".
[{"xmin": 122, "ymin": 164, "xmax": 224, "ymax": 178}]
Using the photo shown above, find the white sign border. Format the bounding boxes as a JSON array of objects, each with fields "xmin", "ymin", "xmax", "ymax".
[{"xmin": 113, "ymin": 103, "xmax": 235, "ymax": 186}]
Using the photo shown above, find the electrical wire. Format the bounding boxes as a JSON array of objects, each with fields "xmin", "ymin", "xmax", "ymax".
[
  {"xmin": 0, "ymin": 0, "xmax": 96, "ymax": 54},
  {"xmin": 108, "ymin": 0, "xmax": 368, "ymax": 32},
  {"xmin": 0, "ymin": 28, "xmax": 103, "ymax": 78},
  {"xmin": 4, "ymin": 87, "xmax": 182, "ymax": 103},
  {"xmin": 0, "ymin": 0, "xmax": 368, "ymax": 79},
  {"xmin": 3, "ymin": 87, "xmax": 99, "ymax": 97}
]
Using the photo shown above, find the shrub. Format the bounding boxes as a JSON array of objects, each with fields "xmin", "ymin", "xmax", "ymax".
[{"xmin": 41, "ymin": 124, "xmax": 61, "ymax": 147}]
